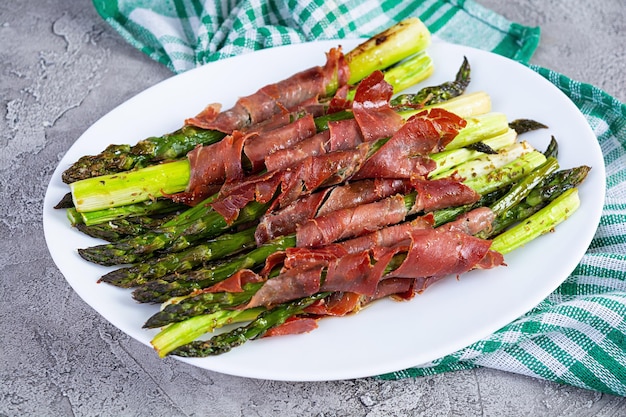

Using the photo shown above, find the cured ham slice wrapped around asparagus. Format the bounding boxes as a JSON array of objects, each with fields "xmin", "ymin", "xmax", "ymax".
[
  {"xmin": 254, "ymin": 178, "xmax": 413, "ymax": 244},
  {"xmin": 169, "ymin": 112, "xmax": 320, "ymax": 204},
  {"xmin": 294, "ymin": 177, "xmax": 480, "ymax": 248},
  {"xmin": 215, "ymin": 225, "xmax": 504, "ymax": 310},
  {"xmin": 262, "ymin": 69, "xmax": 405, "ymax": 172},
  {"xmin": 185, "ymin": 48, "xmax": 349, "ymax": 133}
]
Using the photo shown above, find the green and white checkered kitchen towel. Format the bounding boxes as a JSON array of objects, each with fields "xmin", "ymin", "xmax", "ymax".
[{"xmin": 92, "ymin": 0, "xmax": 626, "ymax": 396}]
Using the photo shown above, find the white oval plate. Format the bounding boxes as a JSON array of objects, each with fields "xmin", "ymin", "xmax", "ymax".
[{"xmin": 43, "ymin": 38, "xmax": 605, "ymax": 381}]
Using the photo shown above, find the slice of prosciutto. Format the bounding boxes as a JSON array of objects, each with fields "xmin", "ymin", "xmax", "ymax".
[
  {"xmin": 409, "ymin": 177, "xmax": 481, "ymax": 213},
  {"xmin": 295, "ymin": 177, "xmax": 480, "ymax": 248},
  {"xmin": 165, "ymin": 131, "xmax": 249, "ymax": 205},
  {"xmin": 336, "ymin": 215, "xmax": 435, "ymax": 254},
  {"xmin": 439, "ymin": 206, "xmax": 495, "ymax": 235},
  {"xmin": 351, "ymin": 69, "xmax": 404, "ymax": 142},
  {"xmin": 336, "ymin": 206, "xmax": 494, "ymax": 254},
  {"xmin": 295, "ymin": 194, "xmax": 410, "ymax": 248},
  {"xmin": 262, "ymin": 316, "xmax": 320, "ymax": 338},
  {"xmin": 242, "ymin": 113, "xmax": 318, "ymax": 171},
  {"xmin": 185, "ymin": 48, "xmax": 348, "ymax": 133},
  {"xmin": 351, "ymin": 108, "xmax": 466, "ymax": 181},
  {"xmin": 244, "ymin": 228, "xmax": 504, "ymax": 308},
  {"xmin": 255, "ymin": 178, "xmax": 412, "ymax": 244},
  {"xmin": 211, "ymin": 145, "xmax": 371, "ymax": 224}
]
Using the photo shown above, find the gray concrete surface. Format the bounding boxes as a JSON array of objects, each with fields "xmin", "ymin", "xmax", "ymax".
[{"xmin": 1, "ymin": 0, "xmax": 624, "ymax": 415}]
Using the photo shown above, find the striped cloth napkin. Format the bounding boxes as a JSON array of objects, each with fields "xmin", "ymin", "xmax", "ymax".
[{"xmin": 92, "ymin": 0, "xmax": 626, "ymax": 396}]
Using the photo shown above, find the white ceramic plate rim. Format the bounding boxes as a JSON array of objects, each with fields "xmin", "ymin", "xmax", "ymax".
[{"xmin": 43, "ymin": 38, "xmax": 605, "ymax": 381}]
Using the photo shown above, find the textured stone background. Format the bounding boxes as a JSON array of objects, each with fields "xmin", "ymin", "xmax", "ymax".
[{"xmin": 1, "ymin": 1, "xmax": 625, "ymax": 416}]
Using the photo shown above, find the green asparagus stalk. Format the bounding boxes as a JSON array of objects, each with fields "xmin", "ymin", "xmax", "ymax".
[
  {"xmin": 439, "ymin": 112, "xmax": 509, "ymax": 151},
  {"xmin": 163, "ymin": 293, "xmax": 329, "ymax": 358},
  {"xmin": 71, "ymin": 159, "xmax": 192, "ymax": 212},
  {"xmin": 428, "ymin": 128, "xmax": 517, "ymax": 177},
  {"xmin": 437, "ymin": 141, "xmax": 528, "ymax": 181},
  {"xmin": 144, "ymin": 282, "xmax": 266, "ymax": 329},
  {"xmin": 78, "ymin": 200, "xmax": 269, "ymax": 266},
  {"xmin": 430, "ymin": 189, "xmax": 508, "ymax": 227},
  {"xmin": 74, "ymin": 190, "xmax": 220, "ymax": 242},
  {"xmin": 68, "ymin": 198, "xmax": 185, "ymax": 227},
  {"xmin": 482, "ymin": 165, "xmax": 590, "ymax": 238},
  {"xmin": 390, "ymin": 56, "xmax": 470, "ymax": 108},
  {"xmin": 344, "ymin": 18, "xmax": 430, "ymax": 85},
  {"xmin": 490, "ymin": 187, "xmax": 580, "ymax": 254},
  {"xmin": 75, "ymin": 216, "xmax": 175, "ymax": 242},
  {"xmin": 457, "ymin": 150, "xmax": 547, "ymax": 194},
  {"xmin": 488, "ymin": 157, "xmax": 559, "ymax": 216},
  {"xmin": 380, "ymin": 51, "xmax": 434, "ymax": 95},
  {"xmin": 151, "ymin": 306, "xmax": 267, "ymax": 358},
  {"xmin": 61, "ymin": 126, "xmax": 226, "ymax": 184},
  {"xmin": 338, "ymin": 50, "xmax": 437, "ymax": 105},
  {"xmin": 132, "ymin": 234, "xmax": 297, "ymax": 303},
  {"xmin": 98, "ymin": 227, "xmax": 258, "ymax": 287},
  {"xmin": 424, "ymin": 91, "xmax": 491, "ymax": 119}
]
